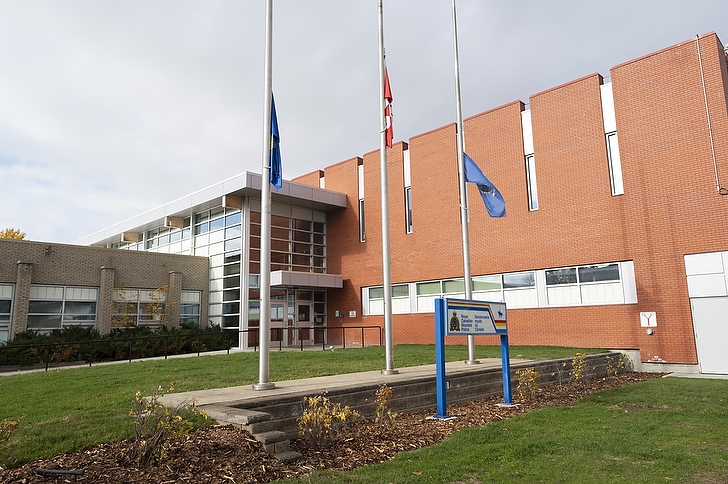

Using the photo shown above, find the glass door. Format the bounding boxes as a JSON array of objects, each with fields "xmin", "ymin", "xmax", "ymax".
[{"xmin": 296, "ymin": 303, "xmax": 312, "ymax": 346}]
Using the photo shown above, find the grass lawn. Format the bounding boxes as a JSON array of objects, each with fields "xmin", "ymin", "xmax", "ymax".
[
  {"xmin": 0, "ymin": 344, "xmax": 602, "ymax": 466},
  {"xmin": 291, "ymin": 377, "xmax": 728, "ymax": 483}
]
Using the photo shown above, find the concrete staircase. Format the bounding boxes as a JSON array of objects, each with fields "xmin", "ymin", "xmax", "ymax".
[{"xmin": 200, "ymin": 352, "xmax": 620, "ymax": 462}]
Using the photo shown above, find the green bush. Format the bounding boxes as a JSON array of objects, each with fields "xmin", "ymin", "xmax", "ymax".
[{"xmin": 0, "ymin": 325, "xmax": 231, "ymax": 367}]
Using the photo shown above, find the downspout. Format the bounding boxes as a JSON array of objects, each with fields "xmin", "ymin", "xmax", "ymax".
[{"xmin": 695, "ymin": 34, "xmax": 728, "ymax": 195}]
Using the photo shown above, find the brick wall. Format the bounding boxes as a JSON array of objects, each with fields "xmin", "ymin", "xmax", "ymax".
[
  {"xmin": 0, "ymin": 239, "xmax": 209, "ymax": 336},
  {"xmin": 292, "ymin": 33, "xmax": 728, "ymax": 365}
]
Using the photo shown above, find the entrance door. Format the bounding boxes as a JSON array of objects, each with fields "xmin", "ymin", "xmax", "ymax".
[
  {"xmin": 690, "ymin": 297, "xmax": 728, "ymax": 374},
  {"xmin": 297, "ymin": 303, "xmax": 313, "ymax": 346},
  {"xmin": 270, "ymin": 302, "xmax": 284, "ymax": 345}
]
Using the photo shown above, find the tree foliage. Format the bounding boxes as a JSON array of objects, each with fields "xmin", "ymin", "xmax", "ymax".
[{"xmin": 0, "ymin": 228, "xmax": 25, "ymax": 240}]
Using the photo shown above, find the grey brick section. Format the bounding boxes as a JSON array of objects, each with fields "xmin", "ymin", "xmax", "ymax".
[
  {"xmin": 0, "ymin": 239, "xmax": 209, "ymax": 337},
  {"xmin": 167, "ymin": 271, "xmax": 183, "ymax": 329},
  {"xmin": 11, "ymin": 262, "xmax": 33, "ymax": 335},
  {"xmin": 98, "ymin": 267, "xmax": 116, "ymax": 335}
]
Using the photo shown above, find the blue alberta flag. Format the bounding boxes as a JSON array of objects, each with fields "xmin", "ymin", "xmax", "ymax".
[
  {"xmin": 464, "ymin": 153, "xmax": 505, "ymax": 218},
  {"xmin": 269, "ymin": 93, "xmax": 282, "ymax": 191}
]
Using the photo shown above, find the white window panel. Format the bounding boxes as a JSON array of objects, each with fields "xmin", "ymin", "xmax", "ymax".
[
  {"xmin": 194, "ymin": 246, "xmax": 209, "ymax": 257},
  {"xmin": 140, "ymin": 289, "xmax": 166, "ymax": 303},
  {"xmin": 547, "ymin": 286, "xmax": 581, "ymax": 305},
  {"xmin": 114, "ymin": 289, "xmax": 138, "ymax": 301},
  {"xmin": 505, "ymin": 288, "xmax": 537, "ymax": 308},
  {"xmin": 210, "ymin": 266, "xmax": 224, "ymax": 279},
  {"xmin": 685, "ymin": 252, "xmax": 724, "ymax": 275},
  {"xmin": 30, "ymin": 286, "xmax": 64, "ymax": 300},
  {"xmin": 369, "ymin": 299, "xmax": 384, "ymax": 315},
  {"xmin": 66, "ymin": 287, "xmax": 98, "ymax": 301},
  {"xmin": 687, "ymin": 274, "xmax": 728, "ymax": 297},
  {"xmin": 581, "ymin": 282, "xmax": 622, "ymax": 304},
  {"xmin": 607, "ymin": 133, "xmax": 624, "ymax": 195},
  {"xmin": 473, "ymin": 290, "xmax": 504, "ymax": 302},
  {"xmin": 0, "ymin": 285, "xmax": 13, "ymax": 299},
  {"xmin": 392, "ymin": 298, "xmax": 409, "ymax": 314},
  {"xmin": 600, "ymin": 82, "xmax": 617, "ymax": 133},
  {"xmin": 521, "ymin": 109, "xmax": 534, "ymax": 155},
  {"xmin": 194, "ymin": 233, "xmax": 209, "ymax": 246},
  {"xmin": 209, "ymin": 242, "xmax": 225, "ymax": 255},
  {"xmin": 181, "ymin": 290, "xmax": 201, "ymax": 303},
  {"xmin": 209, "ymin": 229, "xmax": 224, "ymax": 243},
  {"xmin": 417, "ymin": 295, "xmax": 437, "ymax": 312}
]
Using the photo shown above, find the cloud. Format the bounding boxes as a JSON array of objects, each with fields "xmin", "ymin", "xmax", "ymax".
[{"xmin": 0, "ymin": 0, "xmax": 726, "ymax": 242}]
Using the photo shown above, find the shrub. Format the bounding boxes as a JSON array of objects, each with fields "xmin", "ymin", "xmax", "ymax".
[
  {"xmin": 515, "ymin": 367, "xmax": 540, "ymax": 401},
  {"xmin": 374, "ymin": 384, "xmax": 398, "ymax": 425},
  {"xmin": 606, "ymin": 353, "xmax": 634, "ymax": 376},
  {"xmin": 0, "ymin": 325, "xmax": 231, "ymax": 366},
  {"xmin": 128, "ymin": 383, "xmax": 206, "ymax": 467},
  {"xmin": 570, "ymin": 352, "xmax": 589, "ymax": 382},
  {"xmin": 298, "ymin": 394, "xmax": 360, "ymax": 449},
  {"xmin": 0, "ymin": 417, "xmax": 23, "ymax": 467}
]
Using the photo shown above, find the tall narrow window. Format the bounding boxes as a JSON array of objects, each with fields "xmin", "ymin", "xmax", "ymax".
[
  {"xmin": 403, "ymin": 148, "xmax": 413, "ymax": 233},
  {"xmin": 600, "ymin": 82, "xmax": 624, "ymax": 195},
  {"xmin": 522, "ymin": 109, "xmax": 538, "ymax": 211},
  {"xmin": 358, "ymin": 161, "xmax": 365, "ymax": 242},
  {"xmin": 526, "ymin": 154, "xmax": 538, "ymax": 211},
  {"xmin": 606, "ymin": 132, "xmax": 624, "ymax": 195}
]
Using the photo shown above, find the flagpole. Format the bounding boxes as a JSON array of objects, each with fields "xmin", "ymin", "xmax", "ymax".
[
  {"xmin": 253, "ymin": 0, "xmax": 275, "ymax": 390},
  {"xmin": 378, "ymin": 0, "xmax": 397, "ymax": 375},
  {"xmin": 452, "ymin": 0, "xmax": 479, "ymax": 364}
]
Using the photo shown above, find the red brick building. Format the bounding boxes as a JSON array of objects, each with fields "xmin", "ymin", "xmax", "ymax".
[{"xmin": 295, "ymin": 33, "xmax": 728, "ymax": 373}]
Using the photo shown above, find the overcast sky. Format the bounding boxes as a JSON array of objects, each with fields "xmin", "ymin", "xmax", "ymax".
[{"xmin": 1, "ymin": 1, "xmax": 727, "ymax": 244}]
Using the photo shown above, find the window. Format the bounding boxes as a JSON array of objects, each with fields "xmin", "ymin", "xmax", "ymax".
[
  {"xmin": 0, "ymin": 284, "xmax": 12, "ymax": 343},
  {"xmin": 405, "ymin": 187, "xmax": 413, "ymax": 234},
  {"xmin": 28, "ymin": 286, "xmax": 98, "ymax": 332},
  {"xmin": 522, "ymin": 109, "xmax": 537, "ymax": 211},
  {"xmin": 404, "ymin": 148, "xmax": 413, "ymax": 233},
  {"xmin": 600, "ymin": 82, "xmax": 623, "ymax": 196},
  {"xmin": 606, "ymin": 132, "xmax": 624, "ymax": 195},
  {"xmin": 180, "ymin": 291, "xmax": 202, "ymax": 328},
  {"xmin": 367, "ymin": 284, "xmax": 409, "ymax": 315},
  {"xmin": 358, "ymin": 162, "xmax": 365, "ymax": 242},
  {"xmin": 361, "ymin": 263, "xmax": 632, "ymax": 316},
  {"xmin": 546, "ymin": 263, "xmax": 622, "ymax": 305},
  {"xmin": 112, "ymin": 288, "xmax": 166, "ymax": 329},
  {"xmin": 415, "ymin": 281, "xmax": 441, "ymax": 312},
  {"xmin": 358, "ymin": 200, "xmax": 366, "ymax": 242},
  {"xmin": 526, "ymin": 154, "xmax": 538, "ymax": 211},
  {"xmin": 249, "ymin": 205, "xmax": 326, "ymax": 274}
]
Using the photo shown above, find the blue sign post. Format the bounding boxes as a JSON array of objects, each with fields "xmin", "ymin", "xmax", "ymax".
[{"xmin": 433, "ymin": 297, "xmax": 511, "ymax": 419}]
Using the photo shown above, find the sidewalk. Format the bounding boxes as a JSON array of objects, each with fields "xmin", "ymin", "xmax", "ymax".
[{"xmin": 158, "ymin": 357, "xmax": 531, "ymax": 408}]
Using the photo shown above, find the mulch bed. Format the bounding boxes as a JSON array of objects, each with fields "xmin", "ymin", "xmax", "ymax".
[{"xmin": 0, "ymin": 372, "xmax": 663, "ymax": 483}]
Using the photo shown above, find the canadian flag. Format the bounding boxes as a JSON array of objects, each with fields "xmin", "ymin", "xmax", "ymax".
[{"xmin": 384, "ymin": 68, "xmax": 393, "ymax": 148}]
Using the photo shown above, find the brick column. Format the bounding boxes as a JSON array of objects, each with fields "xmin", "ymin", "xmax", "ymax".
[
  {"xmin": 98, "ymin": 267, "xmax": 116, "ymax": 335},
  {"xmin": 167, "ymin": 271, "xmax": 182, "ymax": 329},
  {"xmin": 11, "ymin": 261, "xmax": 33, "ymax": 338}
]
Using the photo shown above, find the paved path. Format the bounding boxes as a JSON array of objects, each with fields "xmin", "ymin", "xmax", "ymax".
[{"xmin": 158, "ymin": 358, "xmax": 536, "ymax": 408}]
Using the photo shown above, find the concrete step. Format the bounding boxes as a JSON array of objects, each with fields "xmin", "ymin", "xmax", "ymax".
[
  {"xmin": 202, "ymin": 405, "xmax": 271, "ymax": 426},
  {"xmin": 254, "ymin": 430, "xmax": 299, "ymax": 461},
  {"xmin": 274, "ymin": 450, "xmax": 302, "ymax": 463}
]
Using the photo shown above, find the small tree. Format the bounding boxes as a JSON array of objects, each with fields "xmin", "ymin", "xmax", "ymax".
[{"xmin": 0, "ymin": 228, "xmax": 25, "ymax": 240}]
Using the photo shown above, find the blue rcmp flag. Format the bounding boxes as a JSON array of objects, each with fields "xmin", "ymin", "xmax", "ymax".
[
  {"xmin": 269, "ymin": 93, "xmax": 282, "ymax": 190},
  {"xmin": 464, "ymin": 153, "xmax": 505, "ymax": 218}
]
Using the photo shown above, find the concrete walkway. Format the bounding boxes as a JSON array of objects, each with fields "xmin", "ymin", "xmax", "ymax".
[
  {"xmin": 157, "ymin": 357, "xmax": 728, "ymax": 409},
  {"xmin": 158, "ymin": 358, "xmax": 534, "ymax": 408}
]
